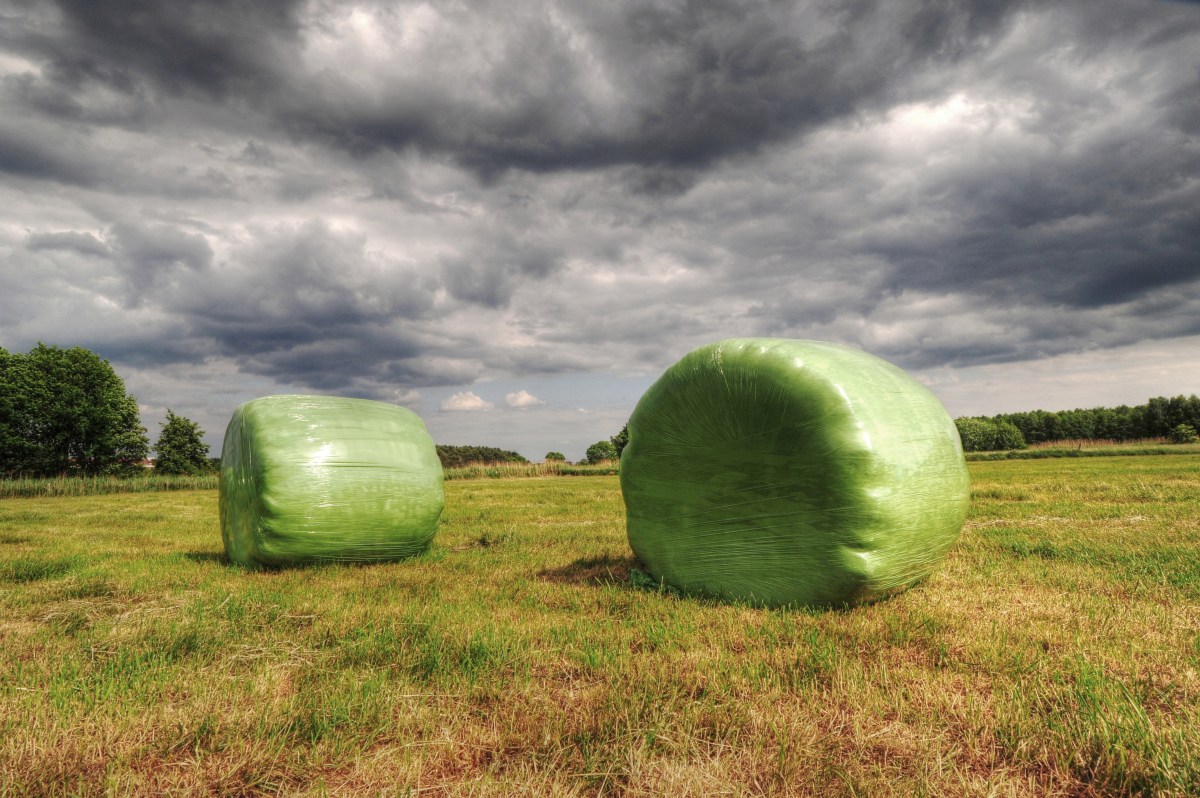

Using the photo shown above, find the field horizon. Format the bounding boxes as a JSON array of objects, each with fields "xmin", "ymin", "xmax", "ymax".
[{"xmin": 2, "ymin": 456, "xmax": 1198, "ymax": 795}]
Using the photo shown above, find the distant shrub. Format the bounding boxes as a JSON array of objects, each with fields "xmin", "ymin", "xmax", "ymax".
[
  {"xmin": 544, "ymin": 451, "xmax": 566, "ymax": 462},
  {"xmin": 955, "ymin": 418, "xmax": 1027, "ymax": 452},
  {"xmin": 992, "ymin": 420, "xmax": 1027, "ymax": 451},
  {"xmin": 1169, "ymin": 423, "xmax": 1198, "ymax": 444},
  {"xmin": 955, "ymin": 418, "xmax": 992, "ymax": 452}
]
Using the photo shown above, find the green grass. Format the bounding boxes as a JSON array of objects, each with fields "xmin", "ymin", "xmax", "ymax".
[{"xmin": 1, "ymin": 457, "xmax": 1198, "ymax": 795}]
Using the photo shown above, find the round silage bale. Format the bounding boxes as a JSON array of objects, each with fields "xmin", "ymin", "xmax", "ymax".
[
  {"xmin": 620, "ymin": 339, "xmax": 969, "ymax": 608},
  {"xmin": 219, "ymin": 395, "xmax": 444, "ymax": 568}
]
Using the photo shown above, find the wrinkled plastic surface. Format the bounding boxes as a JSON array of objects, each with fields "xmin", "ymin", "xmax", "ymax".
[
  {"xmin": 620, "ymin": 339, "xmax": 969, "ymax": 608},
  {"xmin": 220, "ymin": 395, "xmax": 444, "ymax": 567}
]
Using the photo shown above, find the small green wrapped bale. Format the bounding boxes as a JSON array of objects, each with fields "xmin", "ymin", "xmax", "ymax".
[
  {"xmin": 219, "ymin": 395, "xmax": 444, "ymax": 568},
  {"xmin": 620, "ymin": 339, "xmax": 969, "ymax": 608}
]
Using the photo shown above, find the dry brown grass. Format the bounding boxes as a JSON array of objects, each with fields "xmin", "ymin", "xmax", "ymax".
[{"xmin": 1026, "ymin": 437, "xmax": 1168, "ymax": 450}]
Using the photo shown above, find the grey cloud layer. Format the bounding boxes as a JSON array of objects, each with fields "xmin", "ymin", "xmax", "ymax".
[
  {"xmin": 1, "ymin": 0, "xmax": 1198, "ymax": 401},
  {"xmin": 7, "ymin": 1, "xmax": 1033, "ymax": 173}
]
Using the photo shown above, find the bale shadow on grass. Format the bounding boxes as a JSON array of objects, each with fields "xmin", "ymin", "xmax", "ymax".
[
  {"xmin": 182, "ymin": 550, "xmax": 436, "ymax": 573},
  {"xmin": 181, "ymin": 551, "xmax": 230, "ymax": 565},
  {"xmin": 180, "ymin": 550, "xmax": 333, "ymax": 570},
  {"xmin": 539, "ymin": 553, "xmax": 638, "ymax": 587}
]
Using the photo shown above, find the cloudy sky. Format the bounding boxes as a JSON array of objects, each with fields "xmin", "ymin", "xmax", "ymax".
[{"xmin": 2, "ymin": 0, "xmax": 1198, "ymax": 461}]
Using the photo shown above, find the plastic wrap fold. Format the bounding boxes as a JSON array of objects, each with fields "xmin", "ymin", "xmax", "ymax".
[
  {"xmin": 219, "ymin": 395, "xmax": 444, "ymax": 567},
  {"xmin": 620, "ymin": 339, "xmax": 969, "ymax": 608}
]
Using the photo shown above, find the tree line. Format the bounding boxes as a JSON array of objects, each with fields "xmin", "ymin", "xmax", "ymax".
[
  {"xmin": 596, "ymin": 400, "xmax": 1195, "ymax": 460},
  {"xmin": 0, "ymin": 344, "xmax": 211, "ymax": 477},
  {"xmin": 955, "ymin": 395, "xmax": 1200, "ymax": 451},
  {"xmin": 1, "ymin": 343, "xmax": 580, "ymax": 475},
  {"xmin": 7, "ymin": 344, "xmax": 1196, "ymax": 468},
  {"xmin": 435, "ymin": 445, "xmax": 528, "ymax": 468}
]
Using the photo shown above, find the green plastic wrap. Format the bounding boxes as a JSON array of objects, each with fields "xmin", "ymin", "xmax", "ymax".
[
  {"xmin": 219, "ymin": 395, "xmax": 444, "ymax": 568},
  {"xmin": 620, "ymin": 339, "xmax": 969, "ymax": 608}
]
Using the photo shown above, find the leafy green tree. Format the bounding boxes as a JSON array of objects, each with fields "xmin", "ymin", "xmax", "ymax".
[
  {"xmin": 954, "ymin": 418, "xmax": 1026, "ymax": 452},
  {"xmin": 154, "ymin": 410, "xmax": 211, "ymax": 474},
  {"xmin": 544, "ymin": 451, "xmax": 566, "ymax": 462},
  {"xmin": 1169, "ymin": 423, "xmax": 1198, "ymax": 444},
  {"xmin": 584, "ymin": 440, "xmax": 618, "ymax": 464},
  {"xmin": 1095, "ymin": 406, "xmax": 1135, "ymax": 440},
  {"xmin": 0, "ymin": 344, "xmax": 148, "ymax": 476},
  {"xmin": 1140, "ymin": 397, "xmax": 1170, "ymax": 438},
  {"xmin": 954, "ymin": 418, "xmax": 994, "ymax": 452},
  {"xmin": 1056, "ymin": 409, "xmax": 1095, "ymax": 440},
  {"xmin": 992, "ymin": 420, "xmax": 1027, "ymax": 450},
  {"xmin": 610, "ymin": 424, "xmax": 629, "ymax": 458},
  {"xmin": 0, "ymin": 349, "xmax": 38, "ymax": 473}
]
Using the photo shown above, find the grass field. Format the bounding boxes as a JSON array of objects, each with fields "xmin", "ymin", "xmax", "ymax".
[
  {"xmin": 0, "ymin": 463, "xmax": 622, "ymax": 500},
  {"xmin": 1, "ymin": 456, "xmax": 1198, "ymax": 796}
]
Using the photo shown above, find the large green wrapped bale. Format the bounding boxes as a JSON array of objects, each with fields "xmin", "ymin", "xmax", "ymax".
[
  {"xmin": 620, "ymin": 339, "xmax": 969, "ymax": 608},
  {"xmin": 219, "ymin": 395, "xmax": 444, "ymax": 567}
]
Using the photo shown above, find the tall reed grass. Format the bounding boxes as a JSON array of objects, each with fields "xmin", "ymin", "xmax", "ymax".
[
  {"xmin": 966, "ymin": 440, "xmax": 1200, "ymax": 461},
  {"xmin": 0, "ymin": 461, "xmax": 619, "ymax": 497},
  {"xmin": 1026, "ymin": 436, "xmax": 1168, "ymax": 450},
  {"xmin": 442, "ymin": 460, "xmax": 619, "ymax": 480},
  {"xmin": 0, "ymin": 473, "xmax": 219, "ymax": 499}
]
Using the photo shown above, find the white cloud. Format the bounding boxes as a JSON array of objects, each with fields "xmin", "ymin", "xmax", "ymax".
[
  {"xmin": 505, "ymin": 389, "xmax": 545, "ymax": 408},
  {"xmin": 393, "ymin": 388, "xmax": 421, "ymax": 409},
  {"xmin": 439, "ymin": 391, "xmax": 494, "ymax": 412}
]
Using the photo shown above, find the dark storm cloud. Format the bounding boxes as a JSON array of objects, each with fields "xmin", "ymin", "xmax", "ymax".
[
  {"xmin": 3, "ymin": 64, "xmax": 152, "ymax": 127},
  {"xmin": 233, "ymin": 332, "xmax": 424, "ymax": 391},
  {"xmin": 1, "ymin": 0, "xmax": 1198, "ymax": 420},
  {"xmin": 440, "ymin": 238, "xmax": 565, "ymax": 308},
  {"xmin": 8, "ymin": 215, "xmax": 454, "ymax": 390},
  {"xmin": 279, "ymin": 0, "xmax": 1035, "ymax": 177},
  {"xmin": 0, "ymin": 117, "xmax": 244, "ymax": 198},
  {"xmin": 0, "ymin": 123, "xmax": 102, "ymax": 184},
  {"xmin": 151, "ymin": 219, "xmax": 459, "ymax": 390},
  {"xmin": 22, "ymin": 220, "xmax": 212, "ymax": 304},
  {"xmin": 3, "ymin": 0, "xmax": 1034, "ymax": 176},
  {"xmin": 26, "ymin": 230, "xmax": 110, "ymax": 257},
  {"xmin": 110, "ymin": 221, "xmax": 214, "ymax": 304},
  {"xmin": 186, "ymin": 225, "xmax": 361, "ymax": 324},
  {"xmin": 859, "ymin": 90, "xmax": 1200, "ymax": 310},
  {"xmin": 30, "ymin": 0, "xmax": 305, "ymax": 103},
  {"xmin": 174, "ymin": 220, "xmax": 436, "ymax": 326}
]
